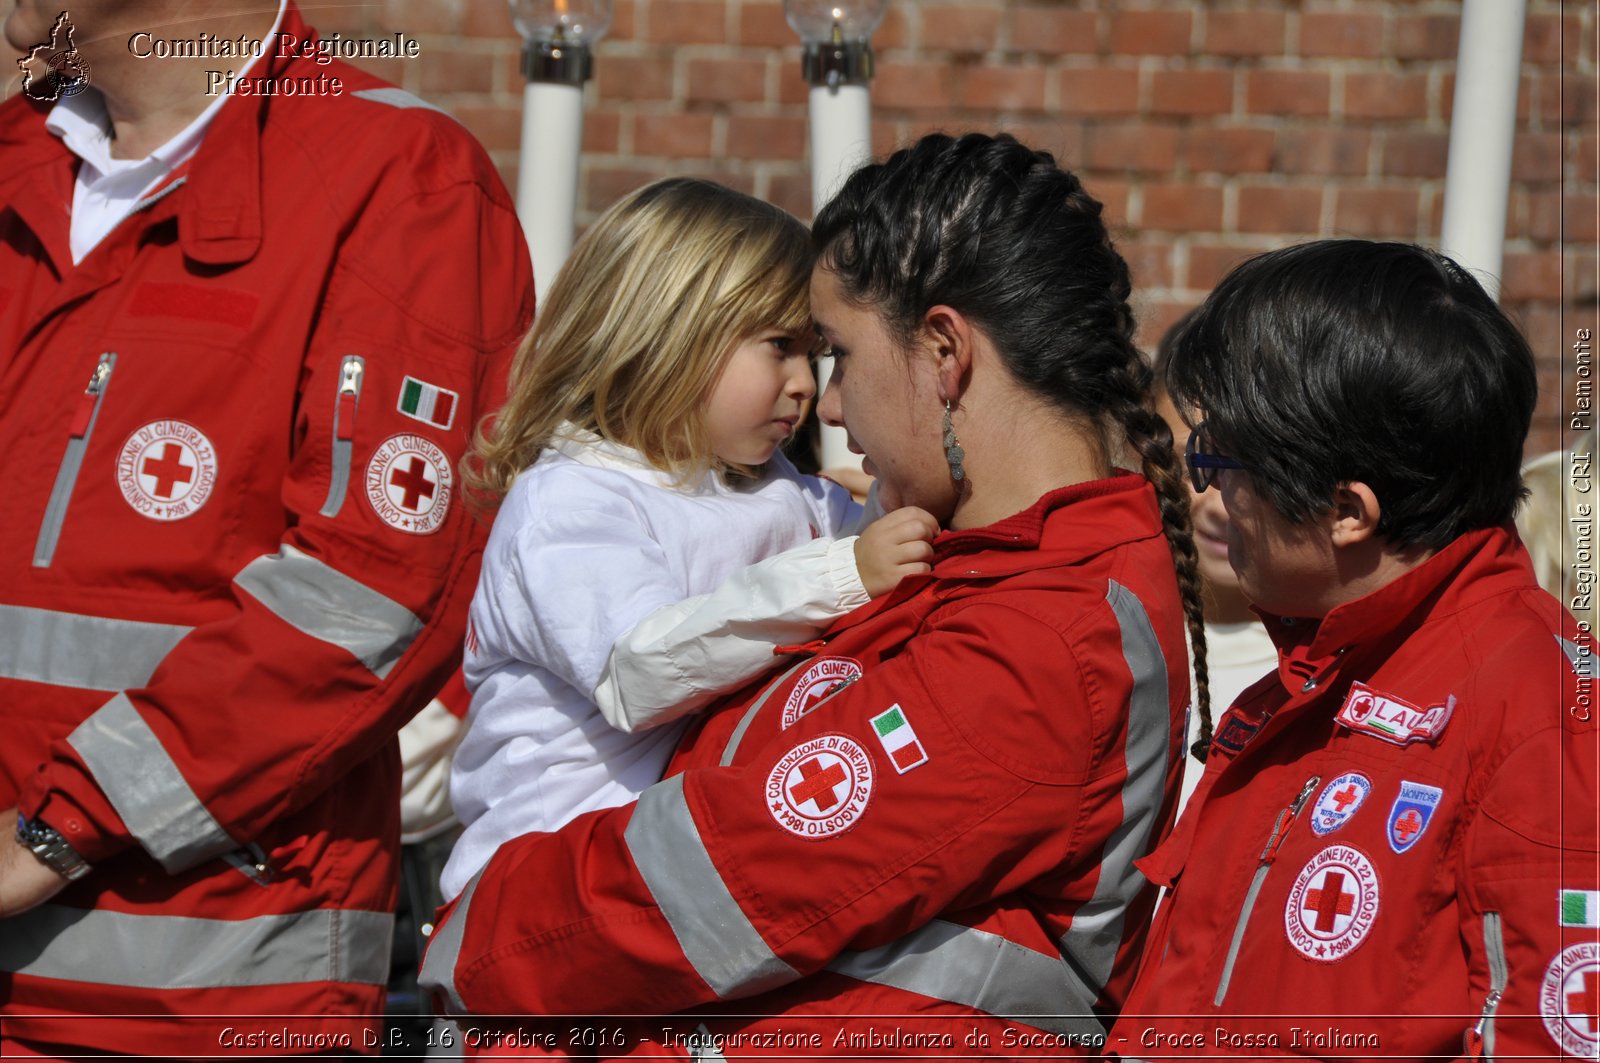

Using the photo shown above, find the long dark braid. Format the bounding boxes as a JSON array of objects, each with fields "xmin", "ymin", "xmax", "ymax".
[
  {"xmin": 814, "ymin": 131, "xmax": 1212, "ymax": 758},
  {"xmin": 1102, "ymin": 357, "xmax": 1214, "ymax": 760}
]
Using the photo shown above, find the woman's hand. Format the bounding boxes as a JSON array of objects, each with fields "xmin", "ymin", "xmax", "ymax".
[{"xmin": 853, "ymin": 507, "xmax": 938, "ymax": 597}]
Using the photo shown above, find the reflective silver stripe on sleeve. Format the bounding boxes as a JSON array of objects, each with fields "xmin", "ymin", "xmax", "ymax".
[
  {"xmin": 0, "ymin": 903, "xmax": 392, "ymax": 988},
  {"xmin": 0, "ymin": 604, "xmax": 191, "ymax": 691},
  {"xmin": 719, "ymin": 659, "xmax": 809, "ymax": 767},
  {"xmin": 827, "ymin": 919, "xmax": 1106, "ymax": 1039},
  {"xmin": 234, "ymin": 544, "xmax": 423, "ymax": 679},
  {"xmin": 68, "ymin": 692, "xmax": 237, "ymax": 872},
  {"xmin": 352, "ymin": 87, "xmax": 453, "ymax": 117},
  {"xmin": 1559, "ymin": 635, "xmax": 1596, "ymax": 678},
  {"xmin": 1054, "ymin": 582, "xmax": 1172, "ymax": 996},
  {"xmin": 416, "ymin": 869, "xmax": 483, "ymax": 1015},
  {"xmin": 624, "ymin": 773, "xmax": 799, "ymax": 997}
]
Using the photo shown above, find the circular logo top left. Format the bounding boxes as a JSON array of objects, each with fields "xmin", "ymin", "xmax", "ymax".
[{"xmin": 18, "ymin": 13, "xmax": 91, "ymax": 101}]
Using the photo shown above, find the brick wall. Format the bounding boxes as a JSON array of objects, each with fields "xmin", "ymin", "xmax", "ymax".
[{"xmin": 5, "ymin": 1, "xmax": 1593, "ymax": 449}]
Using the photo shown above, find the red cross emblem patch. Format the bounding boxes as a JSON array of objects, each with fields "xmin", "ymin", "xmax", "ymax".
[
  {"xmin": 1386, "ymin": 780, "xmax": 1443, "ymax": 854},
  {"xmin": 1541, "ymin": 942, "xmax": 1600, "ymax": 1057},
  {"xmin": 365, "ymin": 433, "xmax": 452, "ymax": 535},
  {"xmin": 1284, "ymin": 845, "xmax": 1380, "ymax": 963},
  {"xmin": 781, "ymin": 657, "xmax": 862, "ymax": 729},
  {"xmin": 766, "ymin": 733, "xmax": 875, "ymax": 840},
  {"xmin": 1310, "ymin": 772, "xmax": 1373, "ymax": 836},
  {"xmin": 117, "ymin": 421, "xmax": 218, "ymax": 521}
]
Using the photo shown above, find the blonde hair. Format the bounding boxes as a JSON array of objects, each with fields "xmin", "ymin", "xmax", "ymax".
[
  {"xmin": 467, "ymin": 178, "xmax": 814, "ymax": 506},
  {"xmin": 1518, "ymin": 435, "xmax": 1597, "ymax": 632}
]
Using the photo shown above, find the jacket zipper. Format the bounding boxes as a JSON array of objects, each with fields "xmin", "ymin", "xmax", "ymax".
[
  {"xmin": 132, "ymin": 175, "xmax": 187, "ymax": 214},
  {"xmin": 1466, "ymin": 911, "xmax": 1508, "ymax": 1060},
  {"xmin": 319, "ymin": 355, "xmax": 365, "ymax": 518},
  {"xmin": 1212, "ymin": 773, "xmax": 1321, "ymax": 1006},
  {"xmin": 35, "ymin": 353, "xmax": 117, "ymax": 568},
  {"xmin": 223, "ymin": 842, "xmax": 277, "ymax": 887}
]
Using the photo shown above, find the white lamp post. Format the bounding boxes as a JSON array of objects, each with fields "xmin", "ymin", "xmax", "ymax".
[
  {"xmin": 510, "ymin": 0, "xmax": 613, "ymax": 307},
  {"xmin": 785, "ymin": 0, "xmax": 887, "ymax": 470},
  {"xmin": 1440, "ymin": 0, "xmax": 1526, "ymax": 301},
  {"xmin": 785, "ymin": 0, "xmax": 888, "ymax": 216}
]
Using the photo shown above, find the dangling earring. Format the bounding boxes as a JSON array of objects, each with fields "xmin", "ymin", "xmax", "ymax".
[{"xmin": 942, "ymin": 399, "xmax": 966, "ymax": 482}]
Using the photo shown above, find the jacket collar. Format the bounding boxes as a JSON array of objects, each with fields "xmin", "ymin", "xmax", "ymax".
[
  {"xmin": 178, "ymin": 0, "xmax": 318, "ymax": 265},
  {"xmin": 931, "ymin": 471, "xmax": 1163, "ymax": 580},
  {"xmin": 1259, "ymin": 524, "xmax": 1539, "ymax": 695},
  {"xmin": 0, "ymin": 1, "xmax": 314, "ymax": 270}
]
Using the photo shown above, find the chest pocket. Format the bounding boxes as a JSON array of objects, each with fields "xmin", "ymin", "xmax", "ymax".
[{"xmin": 30, "ymin": 331, "xmax": 289, "ymax": 594}]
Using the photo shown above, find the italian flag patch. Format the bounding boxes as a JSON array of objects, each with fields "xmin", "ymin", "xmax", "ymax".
[
  {"xmin": 398, "ymin": 376, "xmax": 458, "ymax": 430},
  {"xmin": 869, "ymin": 704, "xmax": 928, "ymax": 774},
  {"xmin": 1560, "ymin": 889, "xmax": 1600, "ymax": 927}
]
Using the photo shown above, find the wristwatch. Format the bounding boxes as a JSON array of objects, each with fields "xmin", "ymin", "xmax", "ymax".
[{"xmin": 15, "ymin": 813, "xmax": 91, "ymax": 881}]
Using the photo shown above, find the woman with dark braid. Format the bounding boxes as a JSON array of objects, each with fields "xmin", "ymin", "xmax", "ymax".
[{"xmin": 420, "ymin": 132, "xmax": 1209, "ymax": 1056}]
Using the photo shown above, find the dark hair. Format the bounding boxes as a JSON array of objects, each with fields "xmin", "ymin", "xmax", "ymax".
[
  {"xmin": 813, "ymin": 131, "xmax": 1213, "ymax": 755},
  {"xmin": 1165, "ymin": 240, "xmax": 1537, "ymax": 550}
]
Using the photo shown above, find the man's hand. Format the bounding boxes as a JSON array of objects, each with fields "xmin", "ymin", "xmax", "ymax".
[
  {"xmin": 853, "ymin": 507, "xmax": 939, "ymax": 597},
  {"xmin": 0, "ymin": 808, "xmax": 73, "ymax": 918}
]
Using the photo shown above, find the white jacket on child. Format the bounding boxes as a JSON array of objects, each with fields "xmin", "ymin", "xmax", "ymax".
[{"xmin": 442, "ymin": 427, "xmax": 868, "ymax": 900}]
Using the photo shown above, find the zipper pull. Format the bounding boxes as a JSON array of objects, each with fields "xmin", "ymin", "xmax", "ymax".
[
  {"xmin": 1259, "ymin": 774, "xmax": 1321, "ymax": 866},
  {"xmin": 1473, "ymin": 990, "xmax": 1501, "ymax": 1035},
  {"xmin": 68, "ymin": 353, "xmax": 115, "ymax": 438},
  {"xmin": 823, "ymin": 675, "xmax": 860, "ymax": 699},
  {"xmin": 224, "ymin": 842, "xmax": 277, "ymax": 886},
  {"xmin": 1464, "ymin": 989, "xmax": 1501, "ymax": 1059},
  {"xmin": 336, "ymin": 357, "xmax": 363, "ymax": 442}
]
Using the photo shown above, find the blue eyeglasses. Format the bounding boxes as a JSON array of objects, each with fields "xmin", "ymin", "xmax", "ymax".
[{"xmin": 1184, "ymin": 421, "xmax": 1247, "ymax": 492}]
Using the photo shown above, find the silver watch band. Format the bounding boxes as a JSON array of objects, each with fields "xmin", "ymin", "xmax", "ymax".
[{"xmin": 15, "ymin": 813, "xmax": 92, "ymax": 881}]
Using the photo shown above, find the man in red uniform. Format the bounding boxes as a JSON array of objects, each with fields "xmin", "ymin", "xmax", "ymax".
[
  {"xmin": 1111, "ymin": 240, "xmax": 1598, "ymax": 1060},
  {"xmin": 0, "ymin": 1, "xmax": 532, "ymax": 1054}
]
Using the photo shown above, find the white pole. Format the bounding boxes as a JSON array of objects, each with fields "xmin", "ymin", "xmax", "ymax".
[
  {"xmin": 809, "ymin": 83, "xmax": 872, "ymax": 470},
  {"xmin": 809, "ymin": 83, "xmax": 872, "ymax": 216},
  {"xmin": 518, "ymin": 79, "xmax": 585, "ymax": 308},
  {"xmin": 1439, "ymin": 0, "xmax": 1527, "ymax": 301}
]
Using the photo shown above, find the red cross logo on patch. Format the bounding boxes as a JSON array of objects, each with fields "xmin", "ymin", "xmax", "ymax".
[
  {"xmin": 1387, "ymin": 780, "xmax": 1443, "ymax": 854},
  {"xmin": 1310, "ymin": 772, "xmax": 1372, "ymax": 836},
  {"xmin": 788, "ymin": 757, "xmax": 848, "ymax": 812},
  {"xmin": 1571, "ymin": 971, "xmax": 1600, "ymax": 1036},
  {"xmin": 117, "ymin": 421, "xmax": 218, "ymax": 522},
  {"xmin": 142, "ymin": 442, "xmax": 193, "ymax": 497},
  {"xmin": 1284, "ymin": 845, "xmax": 1380, "ymax": 962},
  {"xmin": 1393, "ymin": 810, "xmax": 1423, "ymax": 843},
  {"xmin": 766, "ymin": 733, "xmax": 875, "ymax": 840},
  {"xmin": 388, "ymin": 456, "xmax": 436, "ymax": 510},
  {"xmin": 781, "ymin": 658, "xmax": 863, "ymax": 729},
  {"xmin": 366, "ymin": 433, "xmax": 453, "ymax": 535},
  {"xmin": 1541, "ymin": 943, "xmax": 1600, "ymax": 1055},
  {"xmin": 1304, "ymin": 872, "xmax": 1356, "ymax": 933}
]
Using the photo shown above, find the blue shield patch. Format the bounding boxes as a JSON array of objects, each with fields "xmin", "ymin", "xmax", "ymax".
[{"xmin": 1387, "ymin": 780, "xmax": 1443, "ymax": 854}]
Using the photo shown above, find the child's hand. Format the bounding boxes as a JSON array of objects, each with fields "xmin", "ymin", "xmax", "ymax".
[{"xmin": 854, "ymin": 507, "xmax": 938, "ymax": 597}]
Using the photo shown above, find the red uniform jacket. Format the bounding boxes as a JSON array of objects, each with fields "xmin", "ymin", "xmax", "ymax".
[
  {"xmin": 421, "ymin": 475, "xmax": 1191, "ymax": 1058},
  {"xmin": 1112, "ymin": 526, "xmax": 1599, "ymax": 1061},
  {"xmin": 0, "ymin": 6, "xmax": 533, "ymax": 1053}
]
